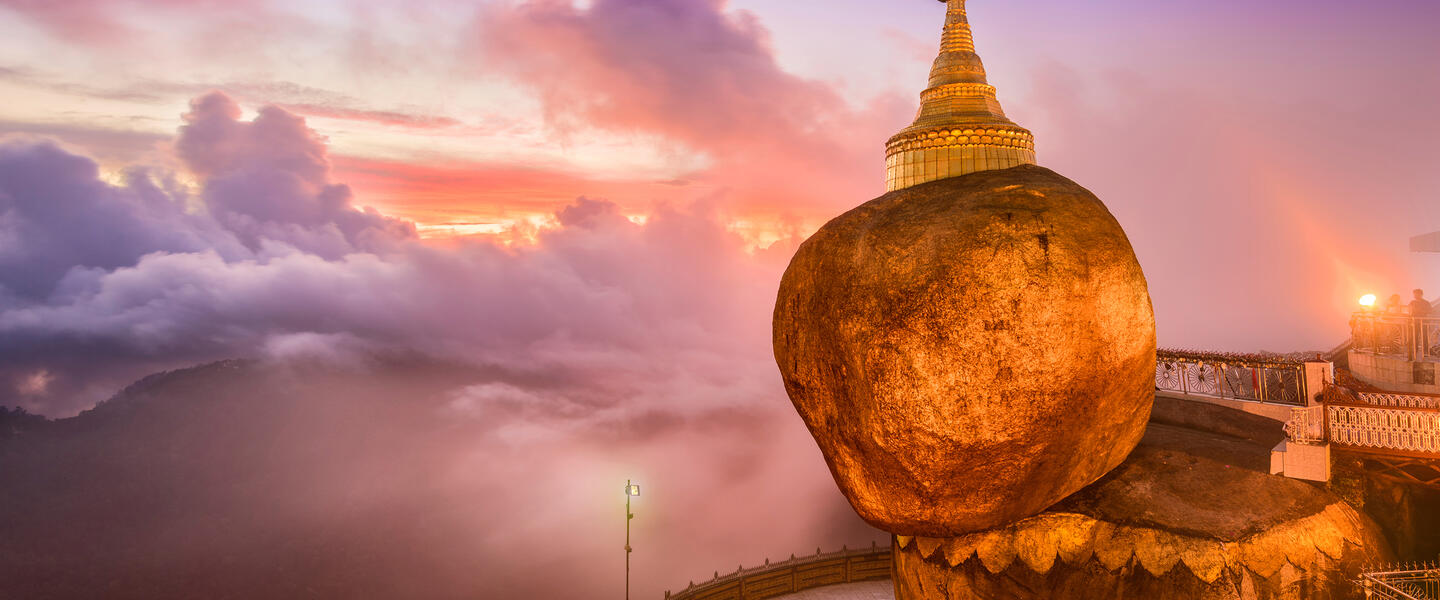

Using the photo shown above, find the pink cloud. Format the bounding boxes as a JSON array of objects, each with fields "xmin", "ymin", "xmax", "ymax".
[
  {"xmin": 331, "ymin": 155, "xmax": 705, "ymax": 229},
  {"xmin": 0, "ymin": 0, "xmax": 255, "ymax": 43},
  {"xmin": 277, "ymin": 103, "xmax": 463, "ymax": 129},
  {"xmin": 476, "ymin": 0, "xmax": 913, "ymax": 218}
]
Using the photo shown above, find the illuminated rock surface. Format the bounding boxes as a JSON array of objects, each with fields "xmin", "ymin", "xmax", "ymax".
[
  {"xmin": 891, "ymin": 425, "xmax": 1394, "ymax": 600},
  {"xmin": 773, "ymin": 165, "xmax": 1155, "ymax": 536}
]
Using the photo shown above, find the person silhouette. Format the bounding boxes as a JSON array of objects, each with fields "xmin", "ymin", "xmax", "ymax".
[
  {"xmin": 1411, "ymin": 289, "xmax": 1432, "ymax": 318},
  {"xmin": 1410, "ymin": 289, "xmax": 1432, "ymax": 358}
]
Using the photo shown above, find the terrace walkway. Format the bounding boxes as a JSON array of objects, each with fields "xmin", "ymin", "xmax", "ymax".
[
  {"xmin": 1154, "ymin": 350, "xmax": 1440, "ymax": 489},
  {"xmin": 665, "ymin": 544, "xmax": 891, "ymax": 600},
  {"xmin": 781, "ymin": 581, "xmax": 891, "ymax": 600}
]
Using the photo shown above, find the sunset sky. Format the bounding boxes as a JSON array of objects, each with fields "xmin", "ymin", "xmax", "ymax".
[
  {"xmin": 3, "ymin": 0, "xmax": 1440, "ymax": 597},
  {"xmin": 2, "ymin": 0, "xmax": 1439, "ymax": 420},
  {"xmin": 6, "ymin": 0, "xmax": 1437, "ymax": 234},
  {"xmin": 4, "ymin": 0, "xmax": 1438, "ymax": 321}
]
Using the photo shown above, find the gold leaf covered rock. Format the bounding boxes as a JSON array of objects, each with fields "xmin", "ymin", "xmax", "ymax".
[{"xmin": 773, "ymin": 165, "xmax": 1156, "ymax": 535}]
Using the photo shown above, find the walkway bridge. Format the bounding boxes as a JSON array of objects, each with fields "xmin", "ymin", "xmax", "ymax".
[{"xmin": 1155, "ymin": 349, "xmax": 1440, "ymax": 490}]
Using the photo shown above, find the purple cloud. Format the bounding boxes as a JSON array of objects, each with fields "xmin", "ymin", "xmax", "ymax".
[
  {"xmin": 176, "ymin": 92, "xmax": 416, "ymax": 257},
  {"xmin": 0, "ymin": 140, "xmax": 240, "ymax": 302}
]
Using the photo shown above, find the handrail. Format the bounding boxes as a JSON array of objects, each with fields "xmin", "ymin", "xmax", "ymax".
[
  {"xmin": 1324, "ymin": 401, "xmax": 1440, "ymax": 414},
  {"xmin": 1350, "ymin": 313, "xmax": 1440, "ymax": 361},
  {"xmin": 1284, "ymin": 383, "xmax": 1440, "ymax": 457},
  {"xmin": 1155, "ymin": 350, "xmax": 1314, "ymax": 406},
  {"xmin": 1356, "ymin": 562, "xmax": 1440, "ymax": 600},
  {"xmin": 1359, "ymin": 574, "xmax": 1427, "ymax": 600},
  {"xmin": 665, "ymin": 543, "xmax": 891, "ymax": 600},
  {"xmin": 1158, "ymin": 348, "xmax": 1309, "ymax": 369},
  {"xmin": 1357, "ymin": 391, "xmax": 1440, "ymax": 409}
]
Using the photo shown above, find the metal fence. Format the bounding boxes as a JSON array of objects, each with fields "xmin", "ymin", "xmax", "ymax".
[
  {"xmin": 1155, "ymin": 351, "xmax": 1308, "ymax": 406},
  {"xmin": 1359, "ymin": 563, "xmax": 1440, "ymax": 600},
  {"xmin": 665, "ymin": 544, "xmax": 891, "ymax": 600},
  {"xmin": 1352, "ymin": 314, "xmax": 1440, "ymax": 361}
]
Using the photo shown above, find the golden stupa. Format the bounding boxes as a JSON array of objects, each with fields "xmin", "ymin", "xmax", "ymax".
[
  {"xmin": 774, "ymin": 0, "xmax": 1156, "ymax": 537},
  {"xmin": 885, "ymin": 0, "xmax": 1035, "ymax": 191}
]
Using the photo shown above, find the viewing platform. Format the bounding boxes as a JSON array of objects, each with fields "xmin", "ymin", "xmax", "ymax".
[
  {"xmin": 1348, "ymin": 313, "xmax": 1440, "ymax": 394},
  {"xmin": 1154, "ymin": 348, "xmax": 1440, "ymax": 487}
]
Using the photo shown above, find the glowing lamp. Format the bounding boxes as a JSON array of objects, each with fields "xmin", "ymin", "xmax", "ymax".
[
  {"xmin": 1359, "ymin": 294, "xmax": 1377, "ymax": 309},
  {"xmin": 625, "ymin": 484, "xmax": 640, "ymax": 497}
]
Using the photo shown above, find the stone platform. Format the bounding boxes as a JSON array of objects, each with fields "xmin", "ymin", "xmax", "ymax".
[{"xmin": 892, "ymin": 424, "xmax": 1394, "ymax": 599}]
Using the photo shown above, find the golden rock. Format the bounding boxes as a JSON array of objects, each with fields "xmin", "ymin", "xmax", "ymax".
[{"xmin": 773, "ymin": 165, "xmax": 1155, "ymax": 536}]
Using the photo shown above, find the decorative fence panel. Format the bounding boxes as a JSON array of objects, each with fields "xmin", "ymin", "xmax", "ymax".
[
  {"xmin": 666, "ymin": 545, "xmax": 892, "ymax": 600},
  {"xmin": 1357, "ymin": 392, "xmax": 1440, "ymax": 410},
  {"xmin": 1284, "ymin": 385, "xmax": 1440, "ymax": 460},
  {"xmin": 1155, "ymin": 351, "xmax": 1308, "ymax": 406},
  {"xmin": 1327, "ymin": 405, "xmax": 1440, "ymax": 456}
]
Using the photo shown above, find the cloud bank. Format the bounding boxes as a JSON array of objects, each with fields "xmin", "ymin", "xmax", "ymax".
[
  {"xmin": 0, "ymin": 90, "xmax": 795, "ymax": 421},
  {"xmin": 0, "ymin": 87, "xmax": 882, "ymax": 597}
]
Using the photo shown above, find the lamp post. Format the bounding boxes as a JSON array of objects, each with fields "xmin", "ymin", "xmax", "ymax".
[{"xmin": 625, "ymin": 481, "xmax": 640, "ymax": 600}]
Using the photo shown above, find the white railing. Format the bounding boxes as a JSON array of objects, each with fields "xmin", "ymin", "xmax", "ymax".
[
  {"xmin": 1328, "ymin": 405, "xmax": 1440, "ymax": 455},
  {"xmin": 1358, "ymin": 392, "xmax": 1440, "ymax": 410},
  {"xmin": 1279, "ymin": 385, "xmax": 1440, "ymax": 458}
]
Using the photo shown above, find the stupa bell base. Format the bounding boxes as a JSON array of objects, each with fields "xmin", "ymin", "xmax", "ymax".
[
  {"xmin": 884, "ymin": 139, "xmax": 1035, "ymax": 192},
  {"xmin": 883, "ymin": 0, "xmax": 1036, "ymax": 191}
]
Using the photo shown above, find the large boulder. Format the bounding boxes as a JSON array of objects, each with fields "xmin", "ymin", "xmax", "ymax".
[{"xmin": 773, "ymin": 165, "xmax": 1155, "ymax": 536}]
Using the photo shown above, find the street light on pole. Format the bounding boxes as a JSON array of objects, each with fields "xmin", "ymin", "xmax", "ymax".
[{"xmin": 625, "ymin": 481, "xmax": 640, "ymax": 600}]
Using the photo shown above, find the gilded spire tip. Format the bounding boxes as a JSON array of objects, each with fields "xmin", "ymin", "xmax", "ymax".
[{"xmin": 885, "ymin": 0, "xmax": 1036, "ymax": 191}]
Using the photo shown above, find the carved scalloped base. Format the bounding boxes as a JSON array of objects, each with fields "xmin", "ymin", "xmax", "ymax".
[{"xmin": 893, "ymin": 503, "xmax": 1391, "ymax": 600}]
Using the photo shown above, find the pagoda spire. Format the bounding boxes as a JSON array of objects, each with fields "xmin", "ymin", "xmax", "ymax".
[{"xmin": 885, "ymin": 0, "xmax": 1035, "ymax": 191}]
